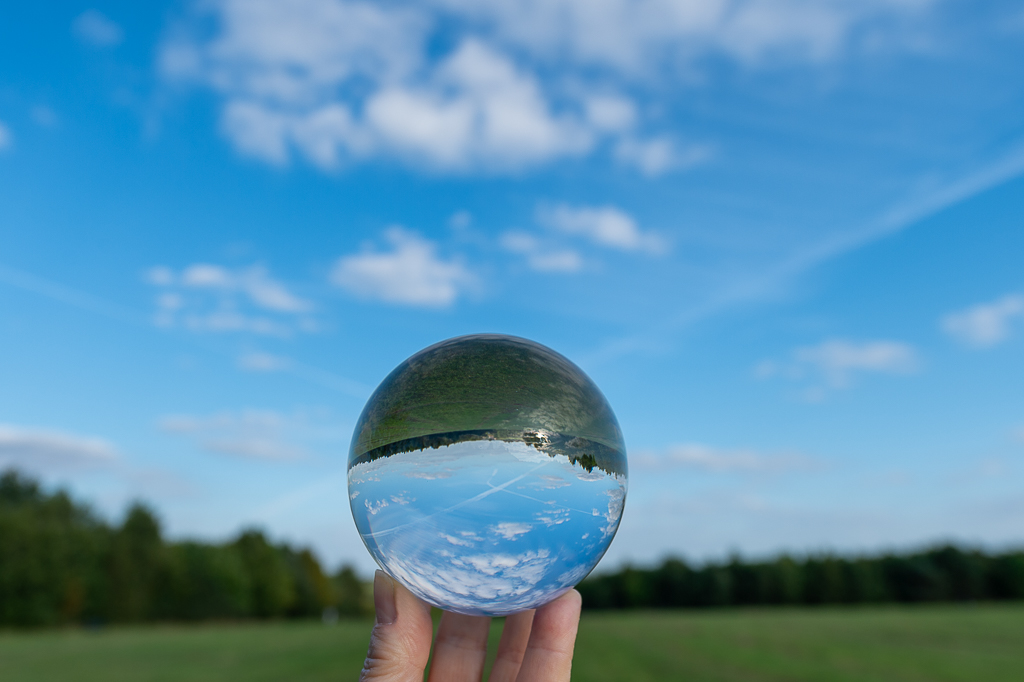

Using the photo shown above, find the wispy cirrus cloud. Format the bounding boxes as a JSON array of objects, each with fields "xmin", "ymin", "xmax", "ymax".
[
  {"xmin": 31, "ymin": 106, "xmax": 58, "ymax": 128},
  {"xmin": 614, "ymin": 137, "xmax": 713, "ymax": 177},
  {"xmin": 159, "ymin": 263, "xmax": 312, "ymax": 313},
  {"xmin": 632, "ymin": 443, "xmax": 818, "ymax": 474},
  {"xmin": 73, "ymin": 10, "xmax": 124, "ymax": 48},
  {"xmin": 0, "ymin": 121, "xmax": 11, "ymax": 151},
  {"xmin": 500, "ymin": 231, "xmax": 583, "ymax": 273},
  {"xmin": 942, "ymin": 294, "xmax": 1024, "ymax": 348},
  {"xmin": 237, "ymin": 351, "xmax": 293, "ymax": 372},
  {"xmin": 433, "ymin": 0, "xmax": 937, "ymax": 71},
  {"xmin": 146, "ymin": 263, "xmax": 315, "ymax": 336},
  {"xmin": 0, "ymin": 424, "xmax": 118, "ymax": 472},
  {"xmin": 1014, "ymin": 426, "xmax": 1024, "ymax": 445},
  {"xmin": 794, "ymin": 339, "xmax": 918, "ymax": 387},
  {"xmin": 159, "ymin": 409, "xmax": 344, "ymax": 461},
  {"xmin": 235, "ymin": 351, "xmax": 369, "ymax": 397},
  {"xmin": 758, "ymin": 339, "xmax": 918, "ymax": 398}
]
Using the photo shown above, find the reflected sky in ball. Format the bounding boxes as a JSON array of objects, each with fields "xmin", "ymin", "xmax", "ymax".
[{"xmin": 350, "ymin": 439, "xmax": 625, "ymax": 615}]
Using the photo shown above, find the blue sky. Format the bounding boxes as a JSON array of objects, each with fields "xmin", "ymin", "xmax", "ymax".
[{"xmin": 1, "ymin": 0, "xmax": 1023, "ymax": 573}]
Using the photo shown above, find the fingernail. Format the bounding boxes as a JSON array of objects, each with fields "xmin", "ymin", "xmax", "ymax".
[{"xmin": 373, "ymin": 570, "xmax": 397, "ymax": 625}]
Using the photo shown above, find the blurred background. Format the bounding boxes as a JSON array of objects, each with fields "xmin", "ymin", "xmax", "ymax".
[{"xmin": 1, "ymin": 1, "xmax": 1023, "ymax": 672}]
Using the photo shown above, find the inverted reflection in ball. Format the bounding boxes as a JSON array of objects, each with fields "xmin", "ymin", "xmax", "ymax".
[{"xmin": 348, "ymin": 334, "xmax": 627, "ymax": 616}]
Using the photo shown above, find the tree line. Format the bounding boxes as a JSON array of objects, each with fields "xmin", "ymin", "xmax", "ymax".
[
  {"xmin": 578, "ymin": 545, "xmax": 1024, "ymax": 609},
  {"xmin": 0, "ymin": 469, "xmax": 368, "ymax": 627},
  {"xmin": 5, "ymin": 467, "xmax": 1024, "ymax": 627}
]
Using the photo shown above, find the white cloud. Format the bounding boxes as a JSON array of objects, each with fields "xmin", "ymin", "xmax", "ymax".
[
  {"xmin": 539, "ymin": 203, "xmax": 666, "ymax": 254},
  {"xmin": 204, "ymin": 438, "xmax": 304, "ymax": 460},
  {"xmin": 632, "ymin": 443, "xmax": 817, "ymax": 473},
  {"xmin": 798, "ymin": 339, "xmax": 918, "ymax": 387},
  {"xmin": 146, "ymin": 266, "xmax": 174, "ymax": 285},
  {"xmin": 31, "ymin": 106, "xmax": 58, "ymax": 128},
  {"xmin": 218, "ymin": 102, "xmax": 289, "ymax": 165},
  {"xmin": 366, "ymin": 40, "xmax": 593, "ymax": 170},
  {"xmin": 501, "ymin": 231, "xmax": 583, "ymax": 273},
  {"xmin": 491, "ymin": 522, "xmax": 533, "ymax": 540},
  {"xmin": 147, "ymin": 263, "xmax": 314, "ymax": 335},
  {"xmin": 433, "ymin": 0, "xmax": 933, "ymax": 71},
  {"xmin": 180, "ymin": 264, "xmax": 232, "ymax": 288},
  {"xmin": 449, "ymin": 210, "xmax": 473, "ymax": 230},
  {"xmin": 584, "ymin": 95, "xmax": 636, "ymax": 132},
  {"xmin": 237, "ymin": 351, "xmax": 292, "ymax": 372},
  {"xmin": 942, "ymin": 294, "xmax": 1024, "ymax": 348},
  {"xmin": 330, "ymin": 227, "xmax": 473, "ymax": 307},
  {"xmin": 162, "ymin": 0, "xmax": 422, "ymax": 169},
  {"xmin": 615, "ymin": 137, "xmax": 713, "ymax": 177},
  {"xmin": 161, "ymin": 0, "xmax": 936, "ymax": 173},
  {"xmin": 599, "ymin": 486, "xmax": 626, "ymax": 540},
  {"xmin": 159, "ymin": 410, "xmax": 315, "ymax": 460},
  {"xmin": 535, "ymin": 508, "xmax": 572, "ymax": 526},
  {"xmin": 790, "ymin": 339, "xmax": 918, "ymax": 389},
  {"xmin": 217, "ymin": 101, "xmax": 374, "ymax": 169},
  {"xmin": 179, "ymin": 264, "xmax": 312, "ymax": 313},
  {"xmin": 0, "ymin": 121, "xmax": 11, "ymax": 151},
  {"xmin": 73, "ymin": 10, "xmax": 124, "ymax": 47},
  {"xmin": 235, "ymin": 353, "xmax": 368, "ymax": 397},
  {"xmin": 0, "ymin": 424, "xmax": 117, "ymax": 472},
  {"xmin": 183, "ymin": 311, "xmax": 295, "ymax": 336},
  {"xmin": 758, "ymin": 339, "xmax": 918, "ymax": 395},
  {"xmin": 442, "ymin": 533, "xmax": 474, "ymax": 547},
  {"xmin": 204, "ymin": 39, "xmax": 594, "ymax": 171},
  {"xmin": 162, "ymin": 0, "xmax": 423, "ymax": 103},
  {"xmin": 384, "ymin": 547, "xmax": 559, "ymax": 613},
  {"xmin": 156, "ymin": 293, "xmax": 183, "ymax": 311},
  {"xmin": 162, "ymin": 3, "xmax": 593, "ymax": 171},
  {"xmin": 159, "ymin": 0, "xmax": 776, "ymax": 174}
]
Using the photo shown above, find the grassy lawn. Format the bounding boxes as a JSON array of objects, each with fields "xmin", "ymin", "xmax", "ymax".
[{"xmin": 1, "ymin": 605, "xmax": 1022, "ymax": 681}]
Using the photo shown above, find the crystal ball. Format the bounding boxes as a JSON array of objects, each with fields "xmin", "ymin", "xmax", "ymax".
[{"xmin": 348, "ymin": 334, "xmax": 628, "ymax": 616}]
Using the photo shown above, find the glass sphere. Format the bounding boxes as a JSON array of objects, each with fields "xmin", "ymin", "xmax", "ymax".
[{"xmin": 348, "ymin": 334, "xmax": 627, "ymax": 616}]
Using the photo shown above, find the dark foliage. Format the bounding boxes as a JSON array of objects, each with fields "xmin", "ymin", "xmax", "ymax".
[
  {"xmin": 579, "ymin": 545, "xmax": 1024, "ymax": 610},
  {"xmin": 0, "ymin": 469, "xmax": 368, "ymax": 627},
  {"xmin": 5, "ymin": 468, "xmax": 1020, "ymax": 625}
]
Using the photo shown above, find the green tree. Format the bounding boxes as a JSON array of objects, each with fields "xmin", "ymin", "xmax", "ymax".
[
  {"xmin": 107, "ymin": 503, "xmax": 164, "ymax": 622},
  {"xmin": 234, "ymin": 530, "xmax": 293, "ymax": 618},
  {"xmin": 988, "ymin": 553, "xmax": 1024, "ymax": 599},
  {"xmin": 653, "ymin": 558, "xmax": 695, "ymax": 607},
  {"xmin": 802, "ymin": 557, "xmax": 847, "ymax": 605},
  {"xmin": 0, "ymin": 470, "xmax": 108, "ymax": 626},
  {"xmin": 333, "ymin": 564, "xmax": 368, "ymax": 616},
  {"xmin": 761, "ymin": 556, "xmax": 803, "ymax": 605},
  {"xmin": 158, "ymin": 542, "xmax": 251, "ymax": 620},
  {"xmin": 283, "ymin": 547, "xmax": 332, "ymax": 617}
]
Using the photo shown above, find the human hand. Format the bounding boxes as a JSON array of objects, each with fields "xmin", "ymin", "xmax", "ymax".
[{"xmin": 360, "ymin": 571, "xmax": 582, "ymax": 682}]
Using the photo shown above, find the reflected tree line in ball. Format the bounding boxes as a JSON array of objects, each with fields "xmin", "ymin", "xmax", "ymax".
[
  {"xmin": 0, "ymin": 470, "xmax": 368, "ymax": 627},
  {"xmin": 350, "ymin": 429, "xmax": 625, "ymax": 479}
]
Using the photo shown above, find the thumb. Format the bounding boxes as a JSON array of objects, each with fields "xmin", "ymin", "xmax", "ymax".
[{"xmin": 360, "ymin": 571, "xmax": 434, "ymax": 682}]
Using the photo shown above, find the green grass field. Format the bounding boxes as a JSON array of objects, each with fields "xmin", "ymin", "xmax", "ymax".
[{"xmin": 1, "ymin": 605, "xmax": 1022, "ymax": 681}]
